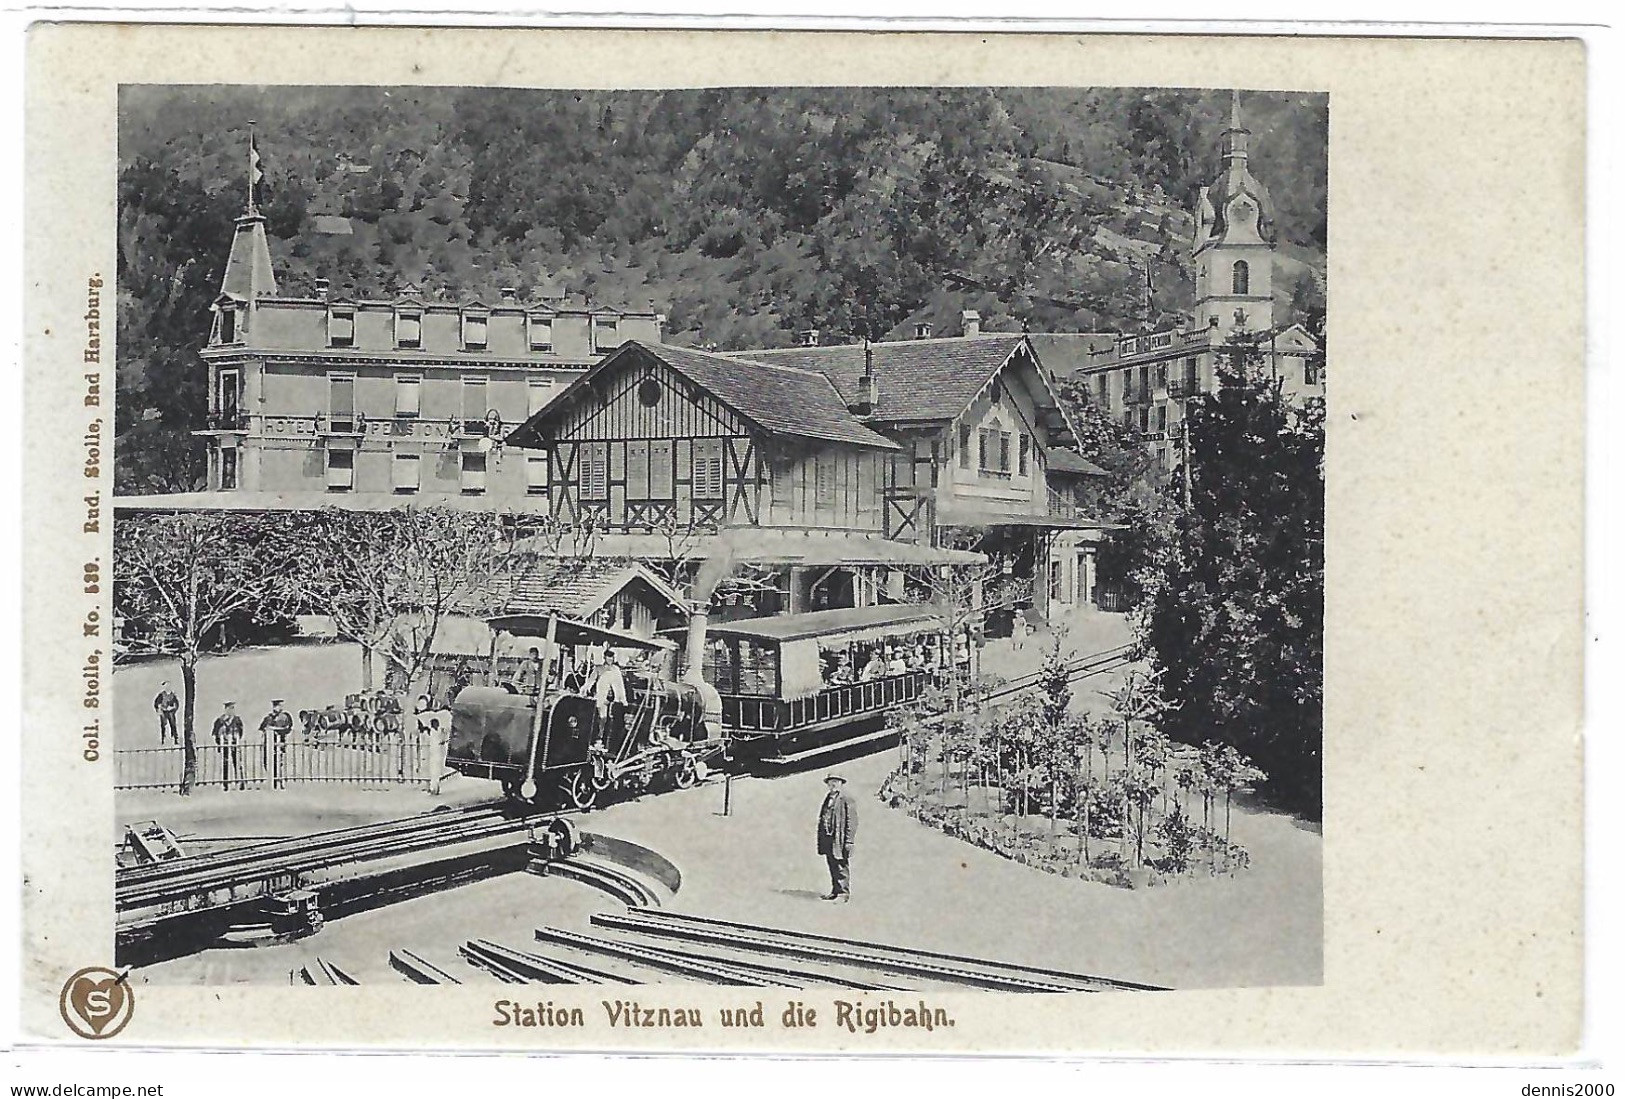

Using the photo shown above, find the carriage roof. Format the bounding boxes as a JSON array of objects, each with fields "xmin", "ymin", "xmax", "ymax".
[
  {"xmin": 485, "ymin": 612, "xmax": 674, "ymax": 650},
  {"xmin": 692, "ymin": 603, "xmax": 950, "ymax": 647}
]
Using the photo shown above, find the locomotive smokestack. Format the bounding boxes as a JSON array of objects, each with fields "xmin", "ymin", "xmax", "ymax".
[
  {"xmin": 681, "ymin": 603, "xmax": 725, "ymax": 740},
  {"xmin": 682, "ymin": 606, "xmax": 709, "ymax": 686}
]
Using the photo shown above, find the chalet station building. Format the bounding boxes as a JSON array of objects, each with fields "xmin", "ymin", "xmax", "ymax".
[{"xmin": 122, "ymin": 92, "xmax": 1322, "ymax": 631}]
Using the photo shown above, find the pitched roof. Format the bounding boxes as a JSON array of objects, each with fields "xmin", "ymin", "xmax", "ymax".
[
  {"xmin": 728, "ymin": 335, "xmax": 1028, "ymax": 423},
  {"xmin": 510, "ymin": 342, "xmax": 898, "ymax": 451},
  {"xmin": 493, "ymin": 556, "xmax": 687, "ymax": 618},
  {"xmin": 649, "ymin": 343, "xmax": 899, "ymax": 449},
  {"xmin": 1047, "ymin": 449, "xmax": 1110, "ymax": 478},
  {"xmin": 221, "ymin": 212, "xmax": 277, "ymax": 300}
]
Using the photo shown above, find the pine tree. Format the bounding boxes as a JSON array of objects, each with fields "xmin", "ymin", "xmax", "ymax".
[{"xmin": 1143, "ymin": 346, "xmax": 1324, "ymax": 818}]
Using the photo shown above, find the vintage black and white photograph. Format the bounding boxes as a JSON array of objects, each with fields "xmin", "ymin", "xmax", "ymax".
[{"xmin": 103, "ymin": 82, "xmax": 1328, "ymax": 995}]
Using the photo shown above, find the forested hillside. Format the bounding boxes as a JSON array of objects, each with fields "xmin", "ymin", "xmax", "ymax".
[{"xmin": 116, "ymin": 85, "xmax": 1326, "ymax": 491}]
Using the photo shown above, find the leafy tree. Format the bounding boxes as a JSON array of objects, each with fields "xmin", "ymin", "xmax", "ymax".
[
  {"xmin": 1142, "ymin": 349, "xmax": 1324, "ymax": 818},
  {"xmin": 113, "ymin": 511, "xmax": 287, "ymax": 793}
]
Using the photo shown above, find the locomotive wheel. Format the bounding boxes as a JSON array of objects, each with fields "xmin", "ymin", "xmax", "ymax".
[
  {"xmin": 562, "ymin": 768, "xmax": 598, "ymax": 811},
  {"xmin": 590, "ymin": 762, "xmax": 614, "ymax": 792},
  {"xmin": 672, "ymin": 757, "xmax": 699, "ymax": 789}
]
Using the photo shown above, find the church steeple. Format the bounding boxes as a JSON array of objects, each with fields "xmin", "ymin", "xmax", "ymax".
[
  {"xmin": 1220, "ymin": 89, "xmax": 1249, "ymax": 166},
  {"xmin": 1192, "ymin": 90, "xmax": 1275, "ymax": 334}
]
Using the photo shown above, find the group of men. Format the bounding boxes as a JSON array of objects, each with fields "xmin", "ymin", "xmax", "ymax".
[{"xmin": 151, "ymin": 684, "xmax": 295, "ymax": 789}]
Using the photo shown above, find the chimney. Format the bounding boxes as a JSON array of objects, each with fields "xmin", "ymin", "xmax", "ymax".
[
  {"xmin": 851, "ymin": 340, "xmax": 877, "ymax": 417},
  {"xmin": 314, "ymin": 278, "xmax": 330, "ymax": 299},
  {"xmin": 961, "ymin": 310, "xmax": 981, "ymax": 338},
  {"xmin": 913, "ymin": 321, "xmax": 933, "ymax": 340},
  {"xmin": 800, "ymin": 329, "xmax": 820, "ymax": 347},
  {"xmin": 499, "ymin": 287, "xmax": 518, "ymax": 304}
]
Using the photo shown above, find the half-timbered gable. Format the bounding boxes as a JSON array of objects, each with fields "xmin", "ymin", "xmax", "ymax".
[
  {"xmin": 728, "ymin": 334, "xmax": 1083, "ymax": 536},
  {"xmin": 507, "ymin": 342, "xmax": 898, "ymax": 534}
]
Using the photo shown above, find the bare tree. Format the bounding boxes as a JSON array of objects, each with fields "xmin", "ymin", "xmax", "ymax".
[
  {"xmin": 900, "ymin": 529, "xmax": 1027, "ymax": 711},
  {"xmin": 273, "ymin": 506, "xmax": 520, "ymax": 695},
  {"xmin": 113, "ymin": 510, "xmax": 283, "ymax": 794}
]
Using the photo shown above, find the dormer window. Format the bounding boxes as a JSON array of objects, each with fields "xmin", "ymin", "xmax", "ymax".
[
  {"xmin": 463, "ymin": 311, "xmax": 489, "ymax": 351},
  {"xmin": 592, "ymin": 315, "xmax": 619, "ymax": 353},
  {"xmin": 528, "ymin": 314, "xmax": 553, "ymax": 352},
  {"xmin": 396, "ymin": 308, "xmax": 422, "ymax": 349},
  {"xmin": 218, "ymin": 307, "xmax": 238, "ymax": 344},
  {"xmin": 328, "ymin": 306, "xmax": 355, "ymax": 348}
]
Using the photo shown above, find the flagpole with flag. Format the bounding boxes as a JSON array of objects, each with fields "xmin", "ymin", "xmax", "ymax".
[{"xmin": 247, "ymin": 120, "xmax": 262, "ymax": 214}]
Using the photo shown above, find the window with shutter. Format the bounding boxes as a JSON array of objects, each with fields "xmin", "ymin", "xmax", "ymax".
[
  {"xmin": 998, "ymin": 432, "xmax": 1012, "ymax": 475},
  {"xmin": 328, "ymin": 375, "xmax": 355, "ymax": 432},
  {"xmin": 463, "ymin": 312, "xmax": 488, "ymax": 350},
  {"xmin": 815, "ymin": 455, "xmax": 836, "ymax": 507},
  {"xmin": 393, "ymin": 453, "xmax": 420, "ymax": 493},
  {"xmin": 1018, "ymin": 434, "xmax": 1029, "ymax": 476},
  {"xmin": 626, "ymin": 441, "xmax": 650, "ymax": 499},
  {"xmin": 462, "ymin": 378, "xmax": 488, "ymax": 433},
  {"xmin": 395, "ymin": 376, "xmax": 421, "ymax": 418},
  {"xmin": 525, "ymin": 455, "xmax": 549, "ymax": 496},
  {"xmin": 325, "ymin": 449, "xmax": 354, "ymax": 491},
  {"xmin": 396, "ymin": 311, "xmax": 421, "ymax": 349},
  {"xmin": 692, "ymin": 440, "xmax": 723, "ymax": 499},
  {"xmin": 328, "ymin": 308, "xmax": 354, "ymax": 348},
  {"xmin": 461, "ymin": 452, "xmax": 487, "ymax": 495},
  {"xmin": 772, "ymin": 457, "xmax": 794, "ymax": 509},
  {"xmin": 528, "ymin": 314, "xmax": 553, "ymax": 352},
  {"xmin": 581, "ymin": 443, "xmax": 609, "ymax": 500},
  {"xmin": 592, "ymin": 316, "xmax": 619, "ymax": 352},
  {"xmin": 649, "ymin": 440, "xmax": 675, "ymax": 500},
  {"xmin": 959, "ymin": 425, "xmax": 972, "ymax": 469}
]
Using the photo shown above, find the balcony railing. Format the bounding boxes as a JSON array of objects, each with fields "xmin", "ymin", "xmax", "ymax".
[
  {"xmin": 204, "ymin": 409, "xmax": 246, "ymax": 431},
  {"xmin": 318, "ymin": 413, "xmax": 367, "ymax": 436}
]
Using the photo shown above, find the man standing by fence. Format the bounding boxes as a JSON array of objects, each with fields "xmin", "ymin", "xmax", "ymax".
[
  {"xmin": 261, "ymin": 698, "xmax": 293, "ymax": 789},
  {"xmin": 212, "ymin": 701, "xmax": 245, "ymax": 790},
  {"xmin": 153, "ymin": 682, "xmax": 179, "ymax": 745}
]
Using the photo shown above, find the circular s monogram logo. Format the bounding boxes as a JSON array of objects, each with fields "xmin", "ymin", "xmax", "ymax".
[{"xmin": 59, "ymin": 966, "xmax": 135, "ymax": 1040}]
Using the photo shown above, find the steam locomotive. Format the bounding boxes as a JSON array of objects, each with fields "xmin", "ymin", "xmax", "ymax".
[
  {"xmin": 446, "ymin": 603, "xmax": 959, "ymax": 807},
  {"xmin": 445, "ymin": 613, "xmax": 726, "ymax": 811}
]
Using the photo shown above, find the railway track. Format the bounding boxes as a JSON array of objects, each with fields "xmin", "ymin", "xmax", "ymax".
[
  {"xmin": 117, "ymin": 807, "xmax": 536, "ymax": 913},
  {"xmin": 590, "ymin": 909, "xmax": 1163, "ymax": 992},
  {"xmin": 351, "ymin": 904, "xmax": 1162, "ymax": 990},
  {"xmin": 118, "ymin": 805, "xmax": 513, "ymax": 893}
]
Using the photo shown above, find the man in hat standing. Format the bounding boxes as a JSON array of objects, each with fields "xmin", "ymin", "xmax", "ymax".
[
  {"xmin": 212, "ymin": 701, "xmax": 245, "ymax": 790},
  {"xmin": 816, "ymin": 774, "xmax": 857, "ymax": 902},
  {"xmin": 261, "ymin": 698, "xmax": 293, "ymax": 789},
  {"xmin": 152, "ymin": 681, "xmax": 179, "ymax": 745}
]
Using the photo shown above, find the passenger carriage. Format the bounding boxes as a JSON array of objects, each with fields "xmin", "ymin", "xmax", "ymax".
[{"xmin": 686, "ymin": 603, "xmax": 964, "ymax": 765}]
